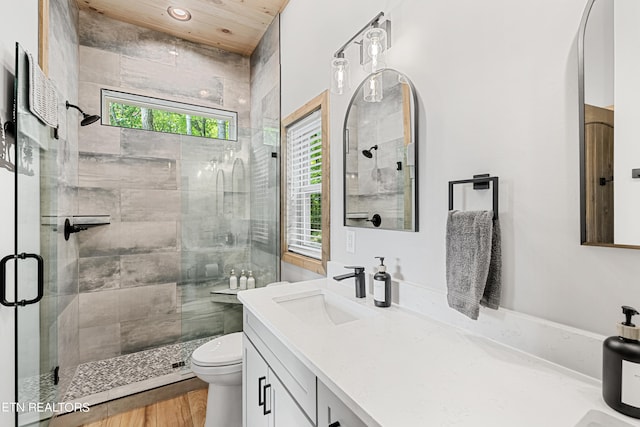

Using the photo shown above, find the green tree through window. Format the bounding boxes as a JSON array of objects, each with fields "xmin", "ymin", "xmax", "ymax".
[{"xmin": 102, "ymin": 89, "xmax": 237, "ymax": 141}]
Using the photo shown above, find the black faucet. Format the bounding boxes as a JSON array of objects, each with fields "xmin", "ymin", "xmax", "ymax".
[{"xmin": 333, "ymin": 266, "xmax": 366, "ymax": 298}]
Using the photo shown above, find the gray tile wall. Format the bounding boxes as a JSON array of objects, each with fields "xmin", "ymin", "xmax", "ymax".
[{"xmin": 76, "ymin": 10, "xmax": 254, "ymax": 363}]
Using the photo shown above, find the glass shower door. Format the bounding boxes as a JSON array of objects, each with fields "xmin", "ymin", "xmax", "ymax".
[
  {"xmin": 178, "ymin": 126, "xmax": 280, "ymax": 363},
  {"xmin": 6, "ymin": 42, "xmax": 60, "ymax": 427}
]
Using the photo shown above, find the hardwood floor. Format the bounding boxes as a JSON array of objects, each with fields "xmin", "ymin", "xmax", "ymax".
[{"xmin": 82, "ymin": 389, "xmax": 207, "ymax": 427}]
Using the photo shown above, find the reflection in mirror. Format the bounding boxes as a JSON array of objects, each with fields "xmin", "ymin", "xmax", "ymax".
[
  {"xmin": 216, "ymin": 169, "xmax": 225, "ymax": 216},
  {"xmin": 343, "ymin": 69, "xmax": 418, "ymax": 231},
  {"xmin": 580, "ymin": 0, "xmax": 640, "ymax": 248},
  {"xmin": 232, "ymin": 158, "xmax": 247, "ymax": 218}
]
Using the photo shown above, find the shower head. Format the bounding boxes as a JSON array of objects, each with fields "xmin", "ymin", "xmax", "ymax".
[
  {"xmin": 361, "ymin": 145, "xmax": 378, "ymax": 158},
  {"xmin": 66, "ymin": 101, "xmax": 101, "ymax": 126}
]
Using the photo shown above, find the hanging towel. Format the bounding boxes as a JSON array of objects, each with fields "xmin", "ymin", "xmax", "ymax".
[
  {"xmin": 27, "ymin": 52, "xmax": 58, "ymax": 128},
  {"xmin": 446, "ymin": 210, "xmax": 502, "ymax": 320}
]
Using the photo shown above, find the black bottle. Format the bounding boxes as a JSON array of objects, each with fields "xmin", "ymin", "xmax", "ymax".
[
  {"xmin": 603, "ymin": 305, "xmax": 640, "ymax": 418},
  {"xmin": 373, "ymin": 257, "xmax": 391, "ymax": 307}
]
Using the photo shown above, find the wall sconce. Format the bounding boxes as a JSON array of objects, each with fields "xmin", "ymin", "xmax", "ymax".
[
  {"xmin": 363, "ymin": 27, "xmax": 387, "ymax": 73},
  {"xmin": 363, "ymin": 73, "xmax": 383, "ymax": 103},
  {"xmin": 330, "ymin": 57, "xmax": 350, "ymax": 95},
  {"xmin": 330, "ymin": 11, "xmax": 391, "ymax": 95}
]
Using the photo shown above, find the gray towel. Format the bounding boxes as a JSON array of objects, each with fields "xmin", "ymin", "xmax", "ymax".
[{"xmin": 446, "ymin": 210, "xmax": 502, "ymax": 320}]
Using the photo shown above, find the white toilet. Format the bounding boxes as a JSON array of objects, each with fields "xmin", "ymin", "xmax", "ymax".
[{"xmin": 191, "ymin": 332, "xmax": 243, "ymax": 427}]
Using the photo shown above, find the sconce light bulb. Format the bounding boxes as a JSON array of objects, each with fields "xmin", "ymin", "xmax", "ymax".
[
  {"xmin": 363, "ymin": 27, "xmax": 387, "ymax": 73},
  {"xmin": 331, "ymin": 57, "xmax": 351, "ymax": 95},
  {"xmin": 364, "ymin": 73, "xmax": 383, "ymax": 103}
]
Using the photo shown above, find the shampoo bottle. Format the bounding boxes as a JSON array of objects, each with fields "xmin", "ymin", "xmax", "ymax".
[
  {"xmin": 373, "ymin": 257, "xmax": 391, "ymax": 307},
  {"xmin": 239, "ymin": 270, "xmax": 247, "ymax": 290},
  {"xmin": 603, "ymin": 305, "xmax": 640, "ymax": 418},
  {"xmin": 229, "ymin": 269, "xmax": 238, "ymax": 290},
  {"xmin": 247, "ymin": 271, "xmax": 256, "ymax": 289}
]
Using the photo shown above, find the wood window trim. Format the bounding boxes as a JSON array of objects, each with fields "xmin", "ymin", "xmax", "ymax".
[{"xmin": 281, "ymin": 91, "xmax": 330, "ymax": 275}]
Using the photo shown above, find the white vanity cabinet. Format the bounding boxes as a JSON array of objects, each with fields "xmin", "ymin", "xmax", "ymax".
[
  {"xmin": 243, "ymin": 309, "xmax": 317, "ymax": 427},
  {"xmin": 317, "ymin": 381, "xmax": 368, "ymax": 427},
  {"xmin": 243, "ymin": 308, "xmax": 368, "ymax": 427},
  {"xmin": 243, "ymin": 336, "xmax": 313, "ymax": 427}
]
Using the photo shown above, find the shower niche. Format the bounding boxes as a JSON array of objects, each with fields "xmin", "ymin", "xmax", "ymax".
[{"xmin": 343, "ymin": 69, "xmax": 419, "ymax": 231}]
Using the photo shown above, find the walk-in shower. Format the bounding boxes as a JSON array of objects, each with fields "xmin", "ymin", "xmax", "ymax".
[{"xmin": 9, "ymin": 6, "xmax": 280, "ymax": 425}]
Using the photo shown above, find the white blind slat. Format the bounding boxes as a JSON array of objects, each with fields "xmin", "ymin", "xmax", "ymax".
[{"xmin": 286, "ymin": 109, "xmax": 323, "ymax": 260}]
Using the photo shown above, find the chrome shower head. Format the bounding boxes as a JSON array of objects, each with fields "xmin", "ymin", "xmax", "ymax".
[
  {"xmin": 361, "ymin": 145, "xmax": 378, "ymax": 158},
  {"xmin": 66, "ymin": 101, "xmax": 101, "ymax": 126}
]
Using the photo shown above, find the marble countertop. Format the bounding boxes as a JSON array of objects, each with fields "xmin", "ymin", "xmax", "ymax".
[{"xmin": 238, "ymin": 279, "xmax": 640, "ymax": 427}]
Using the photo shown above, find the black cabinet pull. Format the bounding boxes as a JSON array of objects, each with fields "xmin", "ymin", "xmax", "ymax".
[
  {"xmin": 258, "ymin": 376, "xmax": 266, "ymax": 407},
  {"xmin": 263, "ymin": 383, "xmax": 272, "ymax": 415},
  {"xmin": 329, "ymin": 422, "xmax": 341, "ymax": 427}
]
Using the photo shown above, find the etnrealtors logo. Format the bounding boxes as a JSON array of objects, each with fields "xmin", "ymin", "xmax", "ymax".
[{"xmin": 1, "ymin": 401, "xmax": 90, "ymax": 413}]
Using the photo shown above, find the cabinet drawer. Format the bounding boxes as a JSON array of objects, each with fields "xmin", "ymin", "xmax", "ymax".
[
  {"xmin": 317, "ymin": 380, "xmax": 367, "ymax": 427},
  {"xmin": 244, "ymin": 309, "xmax": 317, "ymax": 422}
]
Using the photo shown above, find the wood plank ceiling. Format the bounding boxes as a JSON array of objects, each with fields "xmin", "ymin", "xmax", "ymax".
[{"xmin": 75, "ymin": 0, "xmax": 289, "ymax": 56}]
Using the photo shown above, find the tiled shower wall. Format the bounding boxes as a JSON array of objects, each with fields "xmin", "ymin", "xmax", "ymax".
[{"xmin": 75, "ymin": 11, "xmax": 251, "ymax": 363}]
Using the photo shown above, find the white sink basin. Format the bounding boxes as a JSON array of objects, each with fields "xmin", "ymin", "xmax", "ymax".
[{"xmin": 274, "ymin": 289, "xmax": 376, "ymax": 326}]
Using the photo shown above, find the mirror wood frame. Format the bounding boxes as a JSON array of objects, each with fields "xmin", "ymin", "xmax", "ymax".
[
  {"xmin": 342, "ymin": 68, "xmax": 419, "ymax": 232},
  {"xmin": 578, "ymin": 0, "xmax": 640, "ymax": 250},
  {"xmin": 39, "ymin": 0, "xmax": 49, "ymax": 75}
]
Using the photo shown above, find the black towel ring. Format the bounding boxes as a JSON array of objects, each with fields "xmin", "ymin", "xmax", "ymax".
[{"xmin": 448, "ymin": 174, "xmax": 499, "ymax": 220}]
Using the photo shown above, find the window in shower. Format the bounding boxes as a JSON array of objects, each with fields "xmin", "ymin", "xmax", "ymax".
[{"xmin": 101, "ymin": 89, "xmax": 238, "ymax": 140}]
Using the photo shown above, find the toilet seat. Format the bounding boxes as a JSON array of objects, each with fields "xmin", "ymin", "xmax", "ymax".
[{"xmin": 191, "ymin": 332, "xmax": 243, "ymax": 367}]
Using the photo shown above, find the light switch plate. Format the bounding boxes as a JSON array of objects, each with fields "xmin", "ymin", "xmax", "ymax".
[{"xmin": 346, "ymin": 230, "xmax": 355, "ymax": 254}]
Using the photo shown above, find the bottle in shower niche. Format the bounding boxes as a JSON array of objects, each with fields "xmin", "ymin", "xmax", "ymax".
[
  {"xmin": 239, "ymin": 270, "xmax": 248, "ymax": 290},
  {"xmin": 247, "ymin": 271, "xmax": 256, "ymax": 289},
  {"xmin": 229, "ymin": 269, "xmax": 238, "ymax": 290},
  {"xmin": 373, "ymin": 257, "xmax": 391, "ymax": 307}
]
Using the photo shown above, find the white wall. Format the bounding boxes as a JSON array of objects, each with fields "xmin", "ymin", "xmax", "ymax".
[
  {"xmin": 0, "ymin": 1, "xmax": 38, "ymax": 424},
  {"xmin": 280, "ymin": 0, "xmax": 640, "ymax": 337},
  {"xmin": 614, "ymin": 0, "xmax": 640, "ymax": 244}
]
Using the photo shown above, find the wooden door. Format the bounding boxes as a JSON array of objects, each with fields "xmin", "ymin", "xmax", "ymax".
[{"xmin": 585, "ymin": 104, "xmax": 614, "ymax": 243}]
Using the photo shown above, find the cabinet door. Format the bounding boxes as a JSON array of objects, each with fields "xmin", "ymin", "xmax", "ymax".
[
  {"xmin": 269, "ymin": 369, "xmax": 314, "ymax": 427},
  {"xmin": 244, "ymin": 335, "xmax": 270, "ymax": 427},
  {"xmin": 317, "ymin": 380, "xmax": 367, "ymax": 427}
]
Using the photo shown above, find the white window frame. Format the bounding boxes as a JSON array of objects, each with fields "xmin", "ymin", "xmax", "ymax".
[{"xmin": 281, "ymin": 91, "xmax": 330, "ymax": 275}]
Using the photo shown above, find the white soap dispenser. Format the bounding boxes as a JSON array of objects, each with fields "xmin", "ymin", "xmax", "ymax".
[
  {"xmin": 239, "ymin": 269, "xmax": 247, "ymax": 290},
  {"xmin": 247, "ymin": 270, "xmax": 256, "ymax": 289},
  {"xmin": 229, "ymin": 269, "xmax": 238, "ymax": 290},
  {"xmin": 373, "ymin": 256, "xmax": 391, "ymax": 307}
]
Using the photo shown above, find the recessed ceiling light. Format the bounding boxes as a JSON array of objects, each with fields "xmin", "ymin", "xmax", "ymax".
[{"xmin": 167, "ymin": 6, "xmax": 192, "ymax": 21}]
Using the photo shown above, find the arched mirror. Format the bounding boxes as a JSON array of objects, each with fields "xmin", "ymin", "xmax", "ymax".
[
  {"xmin": 343, "ymin": 69, "xmax": 418, "ymax": 231},
  {"xmin": 579, "ymin": 0, "xmax": 640, "ymax": 248}
]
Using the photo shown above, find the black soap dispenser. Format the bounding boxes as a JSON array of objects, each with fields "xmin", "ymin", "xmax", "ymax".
[
  {"xmin": 603, "ymin": 305, "xmax": 640, "ymax": 418},
  {"xmin": 373, "ymin": 257, "xmax": 391, "ymax": 307}
]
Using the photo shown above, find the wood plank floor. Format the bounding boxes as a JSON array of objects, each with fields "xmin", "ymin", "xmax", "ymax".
[{"xmin": 82, "ymin": 389, "xmax": 207, "ymax": 427}]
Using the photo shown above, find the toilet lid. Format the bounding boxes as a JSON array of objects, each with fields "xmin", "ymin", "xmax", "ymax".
[{"xmin": 192, "ymin": 332, "xmax": 243, "ymax": 367}]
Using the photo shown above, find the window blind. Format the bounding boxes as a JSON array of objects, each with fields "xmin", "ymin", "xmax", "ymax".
[{"xmin": 286, "ymin": 109, "xmax": 323, "ymax": 259}]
